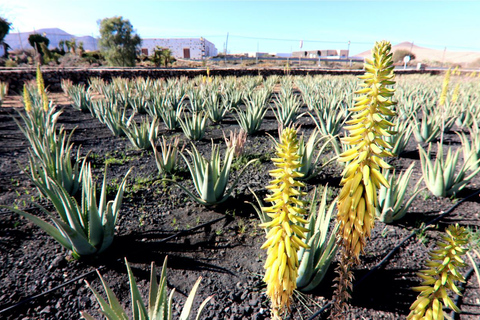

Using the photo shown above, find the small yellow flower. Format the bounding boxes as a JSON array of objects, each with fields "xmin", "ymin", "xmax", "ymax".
[
  {"xmin": 260, "ymin": 127, "xmax": 309, "ymax": 319},
  {"xmin": 439, "ymin": 68, "xmax": 450, "ymax": 106},
  {"xmin": 42, "ymin": 91, "xmax": 49, "ymax": 112},
  {"xmin": 450, "ymin": 83, "xmax": 460, "ymax": 105},
  {"xmin": 23, "ymin": 85, "xmax": 32, "ymax": 113},
  {"xmin": 36, "ymin": 64, "xmax": 45, "ymax": 97},
  {"xmin": 35, "ymin": 64, "xmax": 49, "ymax": 111}
]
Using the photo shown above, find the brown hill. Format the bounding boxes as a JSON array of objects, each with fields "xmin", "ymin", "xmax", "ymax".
[{"xmin": 356, "ymin": 42, "xmax": 480, "ymax": 66}]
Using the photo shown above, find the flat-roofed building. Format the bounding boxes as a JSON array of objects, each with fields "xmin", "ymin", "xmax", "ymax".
[
  {"xmin": 292, "ymin": 49, "xmax": 349, "ymax": 58},
  {"xmin": 141, "ymin": 37, "xmax": 217, "ymax": 59}
]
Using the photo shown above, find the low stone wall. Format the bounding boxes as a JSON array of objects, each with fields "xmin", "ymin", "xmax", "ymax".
[{"xmin": 0, "ymin": 67, "xmax": 438, "ymax": 93}]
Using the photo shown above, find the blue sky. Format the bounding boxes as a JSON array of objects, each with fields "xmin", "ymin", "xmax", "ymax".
[{"xmin": 2, "ymin": 0, "xmax": 479, "ymax": 55}]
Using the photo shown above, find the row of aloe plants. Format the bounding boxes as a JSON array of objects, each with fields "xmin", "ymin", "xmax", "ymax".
[
  {"xmin": 6, "ymin": 48, "xmax": 480, "ymax": 319},
  {"xmin": 8, "ymin": 67, "xmax": 345, "ymax": 319},
  {"xmin": 62, "ymin": 65, "xmax": 479, "ymax": 268}
]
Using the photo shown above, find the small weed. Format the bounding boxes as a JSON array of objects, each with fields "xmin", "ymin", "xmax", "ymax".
[
  {"xmin": 106, "ymin": 178, "xmax": 119, "ymax": 194},
  {"xmin": 413, "ymin": 222, "xmax": 434, "ymax": 245},
  {"xmin": 104, "ymin": 151, "xmax": 138, "ymax": 166},
  {"xmin": 420, "ymin": 189, "xmax": 431, "ymax": 200},
  {"xmin": 215, "ymin": 229, "xmax": 223, "ymax": 235},
  {"xmin": 237, "ymin": 219, "xmax": 246, "ymax": 234},
  {"xmin": 139, "ymin": 214, "xmax": 146, "ymax": 227},
  {"xmin": 171, "ymin": 217, "xmax": 179, "ymax": 231},
  {"xmin": 226, "ymin": 209, "xmax": 237, "ymax": 218},
  {"xmin": 131, "ymin": 176, "xmax": 153, "ymax": 193}
]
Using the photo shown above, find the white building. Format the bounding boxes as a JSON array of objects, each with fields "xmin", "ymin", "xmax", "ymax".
[{"xmin": 141, "ymin": 38, "xmax": 217, "ymax": 60}]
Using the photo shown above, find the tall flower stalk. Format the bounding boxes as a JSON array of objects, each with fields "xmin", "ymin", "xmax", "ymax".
[
  {"xmin": 260, "ymin": 127, "xmax": 309, "ymax": 319},
  {"xmin": 408, "ymin": 224, "xmax": 468, "ymax": 320},
  {"xmin": 333, "ymin": 41, "xmax": 396, "ymax": 316}
]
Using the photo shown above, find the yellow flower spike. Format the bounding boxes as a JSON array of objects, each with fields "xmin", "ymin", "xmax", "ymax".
[
  {"xmin": 407, "ymin": 224, "xmax": 468, "ymax": 320},
  {"xmin": 332, "ymin": 41, "xmax": 397, "ymax": 318},
  {"xmin": 260, "ymin": 127, "xmax": 309, "ymax": 319},
  {"xmin": 36, "ymin": 64, "xmax": 49, "ymax": 111},
  {"xmin": 42, "ymin": 91, "xmax": 49, "ymax": 112},
  {"xmin": 36, "ymin": 64, "xmax": 45, "ymax": 96},
  {"xmin": 23, "ymin": 85, "xmax": 32, "ymax": 113},
  {"xmin": 439, "ymin": 68, "xmax": 450, "ymax": 106},
  {"xmin": 450, "ymin": 83, "xmax": 460, "ymax": 105}
]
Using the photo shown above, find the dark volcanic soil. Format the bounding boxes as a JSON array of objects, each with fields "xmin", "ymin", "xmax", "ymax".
[{"xmin": 0, "ymin": 91, "xmax": 479, "ymax": 320}]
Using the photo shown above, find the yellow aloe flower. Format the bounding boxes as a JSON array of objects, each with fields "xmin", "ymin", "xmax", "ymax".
[
  {"xmin": 42, "ymin": 91, "xmax": 49, "ymax": 112},
  {"xmin": 36, "ymin": 64, "xmax": 49, "ymax": 111},
  {"xmin": 333, "ymin": 40, "xmax": 397, "ymax": 318},
  {"xmin": 23, "ymin": 85, "xmax": 32, "ymax": 113},
  {"xmin": 407, "ymin": 224, "xmax": 468, "ymax": 320},
  {"xmin": 439, "ymin": 68, "xmax": 450, "ymax": 106},
  {"xmin": 450, "ymin": 83, "xmax": 460, "ymax": 105},
  {"xmin": 336, "ymin": 40, "xmax": 396, "ymax": 261},
  {"xmin": 36, "ymin": 64, "xmax": 45, "ymax": 96},
  {"xmin": 260, "ymin": 127, "xmax": 309, "ymax": 319}
]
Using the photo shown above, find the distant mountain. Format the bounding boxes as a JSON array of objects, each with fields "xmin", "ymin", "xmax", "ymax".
[
  {"xmin": 356, "ymin": 42, "xmax": 480, "ymax": 66},
  {"xmin": 4, "ymin": 28, "xmax": 99, "ymax": 51}
]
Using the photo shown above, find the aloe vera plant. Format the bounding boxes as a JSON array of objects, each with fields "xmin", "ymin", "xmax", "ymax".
[
  {"xmin": 124, "ymin": 116, "xmax": 160, "ymax": 150},
  {"xmin": 386, "ymin": 118, "xmax": 413, "ymax": 156},
  {"xmin": 168, "ymin": 143, "xmax": 256, "ymax": 205},
  {"xmin": 418, "ymin": 142, "xmax": 480, "ymax": 197},
  {"xmin": 92, "ymin": 99, "xmax": 128, "ymax": 136},
  {"xmin": 272, "ymin": 87, "xmax": 304, "ymax": 127},
  {"xmin": 5, "ymin": 164, "xmax": 132, "ymax": 258},
  {"xmin": 18, "ymin": 83, "xmax": 61, "ymax": 143},
  {"xmin": 296, "ymin": 186, "xmax": 339, "ymax": 292},
  {"xmin": 252, "ymin": 184, "xmax": 338, "ymax": 293},
  {"xmin": 223, "ymin": 129, "xmax": 247, "ymax": 158},
  {"xmin": 295, "ymin": 129, "xmax": 335, "ymax": 181},
  {"xmin": 152, "ymin": 136, "xmax": 182, "ymax": 175},
  {"xmin": 128, "ymin": 93, "xmax": 150, "ymax": 114},
  {"xmin": 65, "ymin": 84, "xmax": 92, "ymax": 112},
  {"xmin": 376, "ymin": 163, "xmax": 423, "ymax": 223},
  {"xmin": 457, "ymin": 123, "xmax": 480, "ymax": 171},
  {"xmin": 307, "ymin": 94, "xmax": 346, "ymax": 137},
  {"xmin": 27, "ymin": 127, "xmax": 85, "ymax": 196},
  {"xmin": 186, "ymin": 87, "xmax": 206, "ymax": 113},
  {"xmin": 412, "ymin": 111, "xmax": 442, "ymax": 144},
  {"xmin": 82, "ymin": 257, "xmax": 212, "ymax": 320},
  {"xmin": 235, "ymin": 89, "xmax": 270, "ymax": 135},
  {"xmin": 204, "ymin": 91, "xmax": 229, "ymax": 123},
  {"xmin": 178, "ymin": 111, "xmax": 208, "ymax": 141}
]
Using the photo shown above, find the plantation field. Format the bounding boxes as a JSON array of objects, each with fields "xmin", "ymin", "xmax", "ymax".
[{"xmin": 1, "ymin": 73, "xmax": 480, "ymax": 319}]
